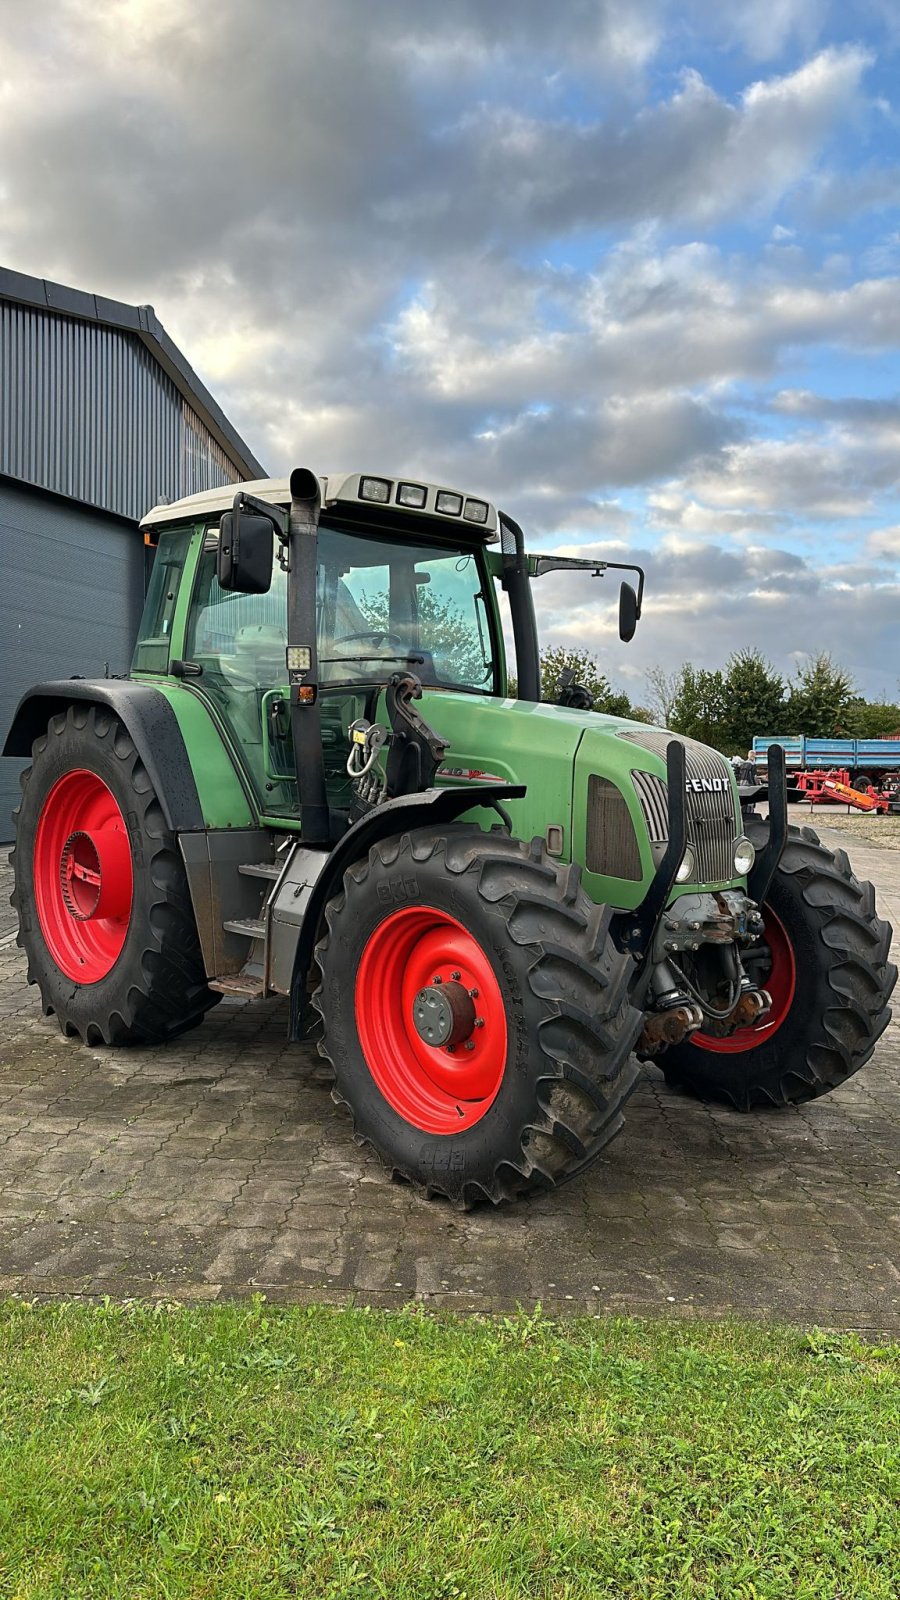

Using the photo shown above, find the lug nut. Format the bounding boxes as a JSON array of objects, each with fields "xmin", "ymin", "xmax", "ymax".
[
  {"xmin": 451, "ymin": 970, "xmax": 461, "ymax": 981},
  {"xmin": 432, "ymin": 975, "xmax": 442, "ymax": 985},
  {"xmin": 446, "ymin": 1043, "xmax": 455, "ymax": 1054},
  {"xmin": 468, "ymin": 987, "xmax": 479, "ymax": 998},
  {"xmin": 474, "ymin": 1017, "xmax": 484, "ymax": 1028},
  {"xmin": 464, "ymin": 1040, "xmax": 475, "ymax": 1051}
]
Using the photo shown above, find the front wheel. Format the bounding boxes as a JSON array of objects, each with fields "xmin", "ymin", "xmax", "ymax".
[
  {"xmin": 662, "ymin": 822, "xmax": 896, "ymax": 1109},
  {"xmin": 313, "ymin": 826, "xmax": 643, "ymax": 1207}
]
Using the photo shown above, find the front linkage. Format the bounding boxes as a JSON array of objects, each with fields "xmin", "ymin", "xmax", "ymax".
[{"xmin": 611, "ymin": 742, "xmax": 789, "ymax": 1055}]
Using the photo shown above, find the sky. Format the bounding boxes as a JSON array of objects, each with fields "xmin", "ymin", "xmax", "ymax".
[{"xmin": 1, "ymin": 0, "xmax": 899, "ymax": 705}]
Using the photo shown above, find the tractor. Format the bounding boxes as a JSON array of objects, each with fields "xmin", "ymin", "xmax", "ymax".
[{"xmin": 5, "ymin": 469, "xmax": 896, "ymax": 1206}]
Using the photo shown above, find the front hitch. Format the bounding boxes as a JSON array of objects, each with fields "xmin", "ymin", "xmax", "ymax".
[{"xmin": 746, "ymin": 743, "xmax": 788, "ymax": 906}]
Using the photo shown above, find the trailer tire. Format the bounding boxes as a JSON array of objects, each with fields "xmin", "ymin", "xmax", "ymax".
[
  {"xmin": 10, "ymin": 704, "xmax": 218, "ymax": 1045},
  {"xmin": 661, "ymin": 821, "xmax": 896, "ymax": 1109},
  {"xmin": 312, "ymin": 825, "xmax": 643, "ymax": 1207}
]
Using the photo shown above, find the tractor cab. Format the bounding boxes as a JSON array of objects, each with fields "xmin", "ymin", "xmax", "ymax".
[
  {"xmin": 135, "ymin": 469, "xmax": 644, "ymax": 851},
  {"xmin": 138, "ymin": 482, "xmax": 504, "ymax": 826}
]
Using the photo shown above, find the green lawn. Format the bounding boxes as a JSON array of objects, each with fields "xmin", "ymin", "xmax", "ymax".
[{"xmin": 0, "ymin": 1299, "xmax": 897, "ymax": 1599}]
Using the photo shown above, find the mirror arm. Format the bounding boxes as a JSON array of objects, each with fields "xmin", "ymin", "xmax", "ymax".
[
  {"xmin": 532, "ymin": 555, "xmax": 644, "ymax": 616},
  {"xmin": 231, "ymin": 490, "xmax": 289, "ymax": 564},
  {"xmin": 231, "ymin": 489, "xmax": 289, "ymax": 538}
]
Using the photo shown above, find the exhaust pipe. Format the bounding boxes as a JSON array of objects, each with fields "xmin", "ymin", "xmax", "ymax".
[{"xmin": 287, "ymin": 467, "xmax": 330, "ymax": 844}]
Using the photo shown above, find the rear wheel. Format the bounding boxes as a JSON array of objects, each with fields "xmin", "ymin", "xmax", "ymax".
[
  {"xmin": 10, "ymin": 704, "xmax": 217, "ymax": 1045},
  {"xmin": 662, "ymin": 821, "xmax": 896, "ymax": 1109},
  {"xmin": 313, "ymin": 825, "xmax": 643, "ymax": 1207}
]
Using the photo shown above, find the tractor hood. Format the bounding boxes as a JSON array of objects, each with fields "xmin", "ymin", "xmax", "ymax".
[{"xmin": 415, "ymin": 690, "xmax": 742, "ymax": 912}]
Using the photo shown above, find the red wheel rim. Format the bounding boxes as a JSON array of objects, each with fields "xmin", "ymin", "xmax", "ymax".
[
  {"xmin": 32, "ymin": 770, "xmax": 133, "ymax": 983},
  {"xmin": 693, "ymin": 905, "xmax": 796, "ymax": 1053},
  {"xmin": 354, "ymin": 906, "xmax": 508, "ymax": 1134}
]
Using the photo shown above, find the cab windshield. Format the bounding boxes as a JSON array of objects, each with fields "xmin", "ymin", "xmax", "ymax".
[
  {"xmin": 185, "ymin": 523, "xmax": 496, "ymax": 696},
  {"xmin": 317, "ymin": 525, "xmax": 495, "ymax": 692}
]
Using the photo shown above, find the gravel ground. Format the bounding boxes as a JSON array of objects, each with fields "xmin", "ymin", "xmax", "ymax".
[{"xmin": 795, "ymin": 807, "xmax": 900, "ymax": 850}]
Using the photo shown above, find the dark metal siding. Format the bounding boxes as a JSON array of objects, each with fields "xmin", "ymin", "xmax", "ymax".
[
  {"xmin": 0, "ymin": 480, "xmax": 143, "ymax": 834},
  {"xmin": 0, "ymin": 300, "xmax": 241, "ymax": 522}
]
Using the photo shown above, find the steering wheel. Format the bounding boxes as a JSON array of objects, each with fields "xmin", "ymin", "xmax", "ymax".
[{"xmin": 338, "ymin": 630, "xmax": 409, "ymax": 652}]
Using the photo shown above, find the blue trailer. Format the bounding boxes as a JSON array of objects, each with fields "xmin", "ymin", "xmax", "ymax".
[{"xmin": 752, "ymin": 736, "xmax": 900, "ymax": 773}]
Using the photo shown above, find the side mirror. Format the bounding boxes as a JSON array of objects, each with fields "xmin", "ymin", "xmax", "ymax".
[
  {"xmin": 619, "ymin": 581, "xmax": 638, "ymax": 642},
  {"xmin": 217, "ymin": 507, "xmax": 275, "ymax": 594}
]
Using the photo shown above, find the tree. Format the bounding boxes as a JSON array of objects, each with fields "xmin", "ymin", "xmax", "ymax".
[
  {"xmin": 356, "ymin": 587, "xmax": 491, "ymax": 686},
  {"xmin": 537, "ymin": 645, "xmax": 632, "ymax": 716},
  {"xmin": 720, "ymin": 649, "xmax": 786, "ymax": 754},
  {"xmin": 842, "ymin": 698, "xmax": 900, "ymax": 738},
  {"xmin": 644, "ymin": 664, "xmax": 681, "ymax": 725},
  {"xmin": 785, "ymin": 652, "xmax": 856, "ymax": 738},
  {"xmin": 669, "ymin": 664, "xmax": 729, "ymax": 749}
]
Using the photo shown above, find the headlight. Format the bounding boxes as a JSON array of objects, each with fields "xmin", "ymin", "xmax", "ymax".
[
  {"xmin": 733, "ymin": 837, "xmax": 756, "ymax": 875},
  {"xmin": 359, "ymin": 476, "xmax": 391, "ymax": 503},
  {"xmin": 675, "ymin": 845, "xmax": 696, "ymax": 883},
  {"xmin": 397, "ymin": 481, "xmax": 427, "ymax": 508}
]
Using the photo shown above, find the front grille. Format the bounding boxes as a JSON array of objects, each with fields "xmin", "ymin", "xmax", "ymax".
[
  {"xmin": 620, "ymin": 729, "xmax": 738, "ymax": 884},
  {"xmin": 631, "ymin": 769, "xmax": 668, "ymax": 842},
  {"xmin": 586, "ymin": 775, "xmax": 642, "ymax": 880}
]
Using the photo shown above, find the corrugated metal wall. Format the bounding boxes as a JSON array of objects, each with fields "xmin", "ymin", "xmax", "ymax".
[
  {"xmin": 0, "ymin": 479, "xmax": 144, "ymax": 833},
  {"xmin": 0, "ymin": 301, "xmax": 241, "ymax": 522}
]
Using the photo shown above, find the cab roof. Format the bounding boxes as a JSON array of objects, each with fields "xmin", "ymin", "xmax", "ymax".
[{"xmin": 140, "ymin": 471, "xmax": 499, "ymax": 540}]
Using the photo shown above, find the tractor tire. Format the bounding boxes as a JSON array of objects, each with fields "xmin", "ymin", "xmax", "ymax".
[
  {"xmin": 312, "ymin": 825, "xmax": 643, "ymax": 1207},
  {"xmin": 661, "ymin": 820, "xmax": 896, "ymax": 1110},
  {"xmin": 10, "ymin": 704, "xmax": 218, "ymax": 1046}
]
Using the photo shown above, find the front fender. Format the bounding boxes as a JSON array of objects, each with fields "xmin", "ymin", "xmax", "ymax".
[
  {"xmin": 287, "ymin": 783, "xmax": 525, "ymax": 1038},
  {"xmin": 3, "ymin": 680, "xmax": 204, "ymax": 832}
]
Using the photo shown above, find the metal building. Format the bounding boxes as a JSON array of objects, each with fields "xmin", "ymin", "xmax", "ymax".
[{"xmin": 0, "ymin": 267, "xmax": 265, "ymax": 832}]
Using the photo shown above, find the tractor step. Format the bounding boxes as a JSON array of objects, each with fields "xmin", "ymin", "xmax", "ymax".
[
  {"xmin": 209, "ymin": 972, "xmax": 267, "ymax": 999},
  {"xmin": 223, "ymin": 917, "xmax": 266, "ymax": 940},
  {"xmin": 238, "ymin": 862, "xmax": 281, "ymax": 881}
]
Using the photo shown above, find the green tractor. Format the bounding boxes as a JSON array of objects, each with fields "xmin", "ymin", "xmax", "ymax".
[{"xmin": 5, "ymin": 469, "xmax": 896, "ymax": 1206}]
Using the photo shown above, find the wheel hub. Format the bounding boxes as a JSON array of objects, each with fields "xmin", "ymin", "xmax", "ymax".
[
  {"xmin": 412, "ymin": 981, "xmax": 476, "ymax": 1048},
  {"xmin": 60, "ymin": 826, "xmax": 131, "ymax": 921}
]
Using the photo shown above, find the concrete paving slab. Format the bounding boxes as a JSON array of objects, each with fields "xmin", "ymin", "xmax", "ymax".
[{"xmin": 0, "ymin": 824, "xmax": 898, "ymax": 1327}]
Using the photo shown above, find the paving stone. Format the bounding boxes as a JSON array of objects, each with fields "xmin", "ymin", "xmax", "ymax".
[{"xmin": 0, "ymin": 830, "xmax": 899, "ymax": 1325}]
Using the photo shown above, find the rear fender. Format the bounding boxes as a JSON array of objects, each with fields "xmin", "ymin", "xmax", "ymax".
[
  {"xmin": 287, "ymin": 783, "xmax": 525, "ymax": 1039},
  {"xmin": 3, "ymin": 680, "xmax": 204, "ymax": 832}
]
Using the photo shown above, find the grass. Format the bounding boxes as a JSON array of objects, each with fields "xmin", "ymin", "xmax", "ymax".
[{"xmin": 0, "ymin": 1299, "xmax": 897, "ymax": 1599}]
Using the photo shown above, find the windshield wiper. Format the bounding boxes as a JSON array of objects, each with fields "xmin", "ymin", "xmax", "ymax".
[{"xmin": 320, "ymin": 653, "xmax": 425, "ymax": 666}]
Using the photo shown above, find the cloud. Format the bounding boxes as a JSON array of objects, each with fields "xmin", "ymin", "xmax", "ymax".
[
  {"xmin": 0, "ymin": 1, "xmax": 896, "ymax": 704},
  {"xmin": 528, "ymin": 535, "xmax": 900, "ymax": 700},
  {"xmin": 802, "ymin": 164, "xmax": 900, "ymax": 224},
  {"xmin": 653, "ymin": 423, "xmax": 900, "ymax": 526},
  {"xmin": 684, "ymin": 0, "xmax": 828, "ymax": 63},
  {"xmin": 388, "ymin": 244, "xmax": 900, "ymax": 427}
]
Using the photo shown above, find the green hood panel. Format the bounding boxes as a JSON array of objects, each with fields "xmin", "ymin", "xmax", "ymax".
[{"xmin": 420, "ymin": 692, "xmax": 742, "ymax": 911}]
